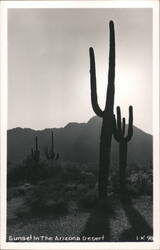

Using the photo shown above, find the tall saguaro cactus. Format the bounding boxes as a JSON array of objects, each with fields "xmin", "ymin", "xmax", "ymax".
[
  {"xmin": 89, "ymin": 21, "xmax": 115, "ymax": 198},
  {"xmin": 31, "ymin": 135, "xmax": 40, "ymax": 162},
  {"xmin": 45, "ymin": 132, "xmax": 59, "ymax": 162},
  {"xmin": 113, "ymin": 106, "xmax": 133, "ymax": 194}
]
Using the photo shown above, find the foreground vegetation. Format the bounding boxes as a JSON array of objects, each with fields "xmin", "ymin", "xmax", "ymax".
[{"xmin": 7, "ymin": 157, "xmax": 153, "ymax": 242}]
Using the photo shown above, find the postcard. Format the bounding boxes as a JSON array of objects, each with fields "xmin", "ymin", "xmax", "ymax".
[{"xmin": 0, "ymin": 1, "xmax": 159, "ymax": 249}]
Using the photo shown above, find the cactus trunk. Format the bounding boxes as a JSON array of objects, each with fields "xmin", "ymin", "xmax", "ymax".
[
  {"xmin": 31, "ymin": 136, "xmax": 40, "ymax": 162},
  {"xmin": 119, "ymin": 141, "xmax": 127, "ymax": 193},
  {"xmin": 99, "ymin": 116, "xmax": 113, "ymax": 198}
]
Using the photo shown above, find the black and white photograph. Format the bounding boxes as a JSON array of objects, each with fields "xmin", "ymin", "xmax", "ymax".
[{"xmin": 0, "ymin": 1, "xmax": 159, "ymax": 249}]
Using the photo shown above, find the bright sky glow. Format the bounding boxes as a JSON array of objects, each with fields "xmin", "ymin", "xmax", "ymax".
[{"xmin": 8, "ymin": 8, "xmax": 152, "ymax": 133}]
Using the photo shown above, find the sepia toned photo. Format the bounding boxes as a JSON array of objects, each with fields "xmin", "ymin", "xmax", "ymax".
[{"xmin": 0, "ymin": 1, "xmax": 159, "ymax": 250}]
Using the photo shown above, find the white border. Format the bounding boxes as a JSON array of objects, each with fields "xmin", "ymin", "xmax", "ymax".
[{"xmin": 0, "ymin": 1, "xmax": 159, "ymax": 250}]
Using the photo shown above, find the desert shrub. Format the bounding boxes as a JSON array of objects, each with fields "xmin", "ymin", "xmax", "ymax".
[
  {"xmin": 14, "ymin": 205, "xmax": 30, "ymax": 218},
  {"xmin": 26, "ymin": 185, "xmax": 47, "ymax": 212},
  {"xmin": 110, "ymin": 167, "xmax": 153, "ymax": 196},
  {"xmin": 24, "ymin": 180, "xmax": 69, "ymax": 215},
  {"xmin": 8, "ymin": 158, "xmax": 98, "ymax": 188},
  {"xmin": 127, "ymin": 170, "xmax": 153, "ymax": 195},
  {"xmin": 23, "ymin": 159, "xmax": 52, "ymax": 184},
  {"xmin": 7, "ymin": 183, "xmax": 36, "ymax": 202},
  {"xmin": 78, "ymin": 187, "xmax": 98, "ymax": 209},
  {"xmin": 17, "ymin": 183, "xmax": 35, "ymax": 196},
  {"xmin": 8, "ymin": 159, "xmax": 98, "ymax": 214},
  {"xmin": 47, "ymin": 164, "xmax": 62, "ymax": 178},
  {"xmin": 76, "ymin": 183, "xmax": 88, "ymax": 193},
  {"xmin": 7, "ymin": 165, "xmax": 27, "ymax": 187},
  {"xmin": 7, "ymin": 187, "xmax": 20, "ymax": 201},
  {"xmin": 45, "ymin": 199, "xmax": 69, "ymax": 214},
  {"xmin": 7, "ymin": 157, "xmax": 62, "ymax": 187},
  {"xmin": 80, "ymin": 163, "xmax": 98, "ymax": 176},
  {"xmin": 80, "ymin": 171, "xmax": 96, "ymax": 186},
  {"xmin": 60, "ymin": 165, "xmax": 82, "ymax": 182},
  {"xmin": 64, "ymin": 183, "xmax": 77, "ymax": 198}
]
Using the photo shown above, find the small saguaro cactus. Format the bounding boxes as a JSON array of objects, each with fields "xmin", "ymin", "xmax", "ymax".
[
  {"xmin": 44, "ymin": 131, "xmax": 59, "ymax": 161},
  {"xmin": 113, "ymin": 106, "xmax": 133, "ymax": 194},
  {"xmin": 31, "ymin": 135, "xmax": 40, "ymax": 162},
  {"xmin": 89, "ymin": 21, "xmax": 115, "ymax": 199}
]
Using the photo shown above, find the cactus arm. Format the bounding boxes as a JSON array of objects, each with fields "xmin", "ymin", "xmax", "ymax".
[
  {"xmin": 117, "ymin": 106, "xmax": 122, "ymax": 137},
  {"xmin": 126, "ymin": 106, "xmax": 133, "ymax": 142},
  {"xmin": 89, "ymin": 47, "xmax": 103, "ymax": 117},
  {"xmin": 108, "ymin": 21, "xmax": 115, "ymax": 83},
  {"xmin": 122, "ymin": 118, "xmax": 126, "ymax": 136},
  {"xmin": 113, "ymin": 114, "xmax": 120, "ymax": 141},
  {"xmin": 114, "ymin": 106, "xmax": 133, "ymax": 142},
  {"xmin": 105, "ymin": 20, "xmax": 115, "ymax": 111}
]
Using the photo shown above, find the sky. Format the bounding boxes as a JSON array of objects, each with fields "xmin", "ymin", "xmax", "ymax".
[{"xmin": 8, "ymin": 8, "xmax": 152, "ymax": 133}]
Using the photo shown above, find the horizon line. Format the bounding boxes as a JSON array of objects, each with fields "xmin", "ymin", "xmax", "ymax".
[{"xmin": 7, "ymin": 117, "xmax": 153, "ymax": 136}]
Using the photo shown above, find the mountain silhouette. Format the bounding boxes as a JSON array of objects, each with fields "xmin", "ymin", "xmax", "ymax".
[{"xmin": 7, "ymin": 116, "xmax": 152, "ymax": 168}]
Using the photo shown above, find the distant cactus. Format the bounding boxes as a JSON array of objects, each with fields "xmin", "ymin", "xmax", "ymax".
[
  {"xmin": 45, "ymin": 132, "xmax": 59, "ymax": 162},
  {"xmin": 113, "ymin": 106, "xmax": 133, "ymax": 194},
  {"xmin": 31, "ymin": 135, "xmax": 40, "ymax": 162},
  {"xmin": 89, "ymin": 21, "xmax": 115, "ymax": 198},
  {"xmin": 31, "ymin": 148, "xmax": 34, "ymax": 158}
]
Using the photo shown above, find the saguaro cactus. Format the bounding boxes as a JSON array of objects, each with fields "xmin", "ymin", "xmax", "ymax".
[
  {"xmin": 45, "ymin": 132, "xmax": 59, "ymax": 161},
  {"xmin": 113, "ymin": 106, "xmax": 133, "ymax": 194},
  {"xmin": 31, "ymin": 135, "xmax": 40, "ymax": 162},
  {"xmin": 89, "ymin": 21, "xmax": 115, "ymax": 198}
]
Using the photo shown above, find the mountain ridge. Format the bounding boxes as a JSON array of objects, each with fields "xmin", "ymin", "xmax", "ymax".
[
  {"xmin": 7, "ymin": 116, "xmax": 152, "ymax": 168},
  {"xmin": 8, "ymin": 116, "xmax": 152, "ymax": 136}
]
